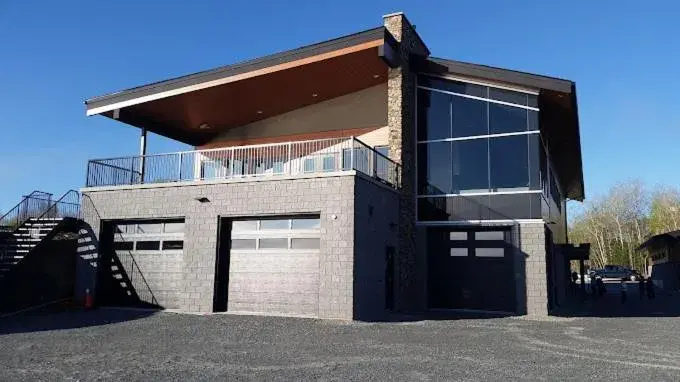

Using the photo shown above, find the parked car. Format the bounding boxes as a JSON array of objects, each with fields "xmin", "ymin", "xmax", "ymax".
[{"xmin": 592, "ymin": 265, "xmax": 641, "ymax": 281}]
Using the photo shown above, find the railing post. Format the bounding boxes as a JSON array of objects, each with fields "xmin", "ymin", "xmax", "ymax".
[
  {"xmin": 177, "ymin": 152, "xmax": 183, "ymax": 181},
  {"xmin": 230, "ymin": 149, "xmax": 235, "ymax": 178},
  {"xmin": 129, "ymin": 160, "xmax": 135, "ymax": 185},
  {"xmin": 350, "ymin": 137, "xmax": 355, "ymax": 170},
  {"xmin": 372, "ymin": 150, "xmax": 377, "ymax": 178},
  {"xmin": 287, "ymin": 142, "xmax": 292, "ymax": 175}
]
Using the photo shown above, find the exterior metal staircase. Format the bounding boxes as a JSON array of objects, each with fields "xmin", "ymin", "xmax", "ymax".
[
  {"xmin": 0, "ymin": 218, "xmax": 66, "ymax": 281},
  {"xmin": 0, "ymin": 190, "xmax": 80, "ymax": 283}
]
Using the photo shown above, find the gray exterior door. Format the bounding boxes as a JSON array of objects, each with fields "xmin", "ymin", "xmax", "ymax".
[
  {"xmin": 427, "ymin": 227, "xmax": 515, "ymax": 313},
  {"xmin": 226, "ymin": 216, "xmax": 321, "ymax": 317}
]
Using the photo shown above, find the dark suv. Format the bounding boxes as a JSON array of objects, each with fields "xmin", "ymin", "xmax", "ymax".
[{"xmin": 593, "ymin": 265, "xmax": 641, "ymax": 281}]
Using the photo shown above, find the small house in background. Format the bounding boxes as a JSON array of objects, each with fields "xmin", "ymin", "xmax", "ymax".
[{"xmin": 638, "ymin": 230, "xmax": 680, "ymax": 290}]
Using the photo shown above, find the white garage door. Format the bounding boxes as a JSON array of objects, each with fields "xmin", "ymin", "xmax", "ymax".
[{"xmin": 228, "ymin": 216, "xmax": 320, "ymax": 317}]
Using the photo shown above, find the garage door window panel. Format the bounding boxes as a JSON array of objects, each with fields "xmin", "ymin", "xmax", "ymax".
[
  {"xmin": 260, "ymin": 219, "xmax": 290, "ymax": 230},
  {"xmin": 135, "ymin": 241, "xmax": 161, "ymax": 251},
  {"xmin": 475, "ymin": 248, "xmax": 505, "ymax": 258},
  {"xmin": 137, "ymin": 224, "xmax": 162, "ymax": 234},
  {"xmin": 231, "ymin": 239, "xmax": 257, "ymax": 250},
  {"xmin": 291, "ymin": 218, "xmax": 320, "ymax": 230},
  {"xmin": 162, "ymin": 240, "xmax": 184, "ymax": 250},
  {"xmin": 291, "ymin": 238, "xmax": 321, "ymax": 249},
  {"xmin": 113, "ymin": 241, "xmax": 134, "ymax": 251},
  {"xmin": 233, "ymin": 220, "xmax": 258, "ymax": 232},
  {"xmin": 163, "ymin": 222, "xmax": 185, "ymax": 233},
  {"xmin": 259, "ymin": 238, "xmax": 289, "ymax": 249}
]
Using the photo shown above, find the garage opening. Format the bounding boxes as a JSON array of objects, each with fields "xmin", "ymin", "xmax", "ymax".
[
  {"xmin": 214, "ymin": 215, "xmax": 321, "ymax": 317},
  {"xmin": 427, "ymin": 227, "xmax": 516, "ymax": 313},
  {"xmin": 97, "ymin": 219, "xmax": 184, "ymax": 309}
]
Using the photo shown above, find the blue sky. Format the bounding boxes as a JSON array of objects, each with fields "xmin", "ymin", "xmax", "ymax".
[{"xmin": 1, "ymin": 1, "xmax": 678, "ymax": 213}]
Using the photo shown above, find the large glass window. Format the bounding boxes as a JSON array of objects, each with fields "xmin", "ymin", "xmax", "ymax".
[
  {"xmin": 489, "ymin": 104, "xmax": 528, "ymax": 134},
  {"xmin": 452, "ymin": 97, "xmax": 487, "ymax": 137},
  {"xmin": 417, "ymin": 75, "xmax": 545, "ymax": 221},
  {"xmin": 452, "ymin": 139, "xmax": 489, "ymax": 193},
  {"xmin": 419, "ymin": 75, "xmax": 486, "ymax": 97},
  {"xmin": 417, "ymin": 89, "xmax": 450, "ymax": 141},
  {"xmin": 418, "ymin": 142, "xmax": 451, "ymax": 195},
  {"xmin": 489, "ymin": 135, "xmax": 529, "ymax": 191}
]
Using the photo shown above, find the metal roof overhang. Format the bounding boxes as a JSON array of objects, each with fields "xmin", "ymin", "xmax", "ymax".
[
  {"xmin": 84, "ymin": 27, "xmax": 389, "ymax": 146},
  {"xmin": 637, "ymin": 231, "xmax": 680, "ymax": 251},
  {"xmin": 415, "ymin": 57, "xmax": 585, "ymax": 201}
]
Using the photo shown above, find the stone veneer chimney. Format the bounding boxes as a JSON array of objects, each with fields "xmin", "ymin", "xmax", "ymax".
[{"xmin": 383, "ymin": 12, "xmax": 429, "ymax": 312}]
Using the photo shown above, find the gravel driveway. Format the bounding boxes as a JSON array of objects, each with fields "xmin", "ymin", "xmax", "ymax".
[{"xmin": 2, "ymin": 308, "xmax": 680, "ymax": 381}]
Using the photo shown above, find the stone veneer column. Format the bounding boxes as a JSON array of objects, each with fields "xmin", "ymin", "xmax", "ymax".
[
  {"xmin": 515, "ymin": 222, "xmax": 549, "ymax": 316},
  {"xmin": 383, "ymin": 12, "xmax": 429, "ymax": 312}
]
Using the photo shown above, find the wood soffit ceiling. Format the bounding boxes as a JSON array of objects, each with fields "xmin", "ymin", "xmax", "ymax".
[{"xmin": 105, "ymin": 43, "xmax": 388, "ymax": 146}]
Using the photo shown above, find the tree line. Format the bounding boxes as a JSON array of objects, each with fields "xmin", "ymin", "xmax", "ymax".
[{"xmin": 569, "ymin": 181, "xmax": 680, "ymax": 273}]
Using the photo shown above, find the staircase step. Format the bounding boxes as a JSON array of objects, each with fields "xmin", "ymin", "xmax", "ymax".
[
  {"xmin": 18, "ymin": 226, "xmax": 56, "ymax": 231},
  {"xmin": 4, "ymin": 249, "xmax": 29, "ymax": 254},
  {"xmin": 14, "ymin": 235, "xmax": 50, "ymax": 240},
  {"xmin": 8, "ymin": 238, "xmax": 41, "ymax": 242},
  {"xmin": 2, "ymin": 248, "xmax": 36, "ymax": 253},
  {"xmin": 13, "ymin": 231, "xmax": 48, "ymax": 236},
  {"xmin": 6, "ymin": 239, "xmax": 40, "ymax": 243},
  {"xmin": 2, "ymin": 255, "xmax": 25, "ymax": 260}
]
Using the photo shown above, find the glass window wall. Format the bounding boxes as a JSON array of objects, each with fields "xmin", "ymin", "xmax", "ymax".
[{"xmin": 417, "ymin": 75, "xmax": 548, "ymax": 221}]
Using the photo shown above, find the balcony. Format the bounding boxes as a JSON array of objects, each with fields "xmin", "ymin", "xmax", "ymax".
[{"xmin": 85, "ymin": 137, "xmax": 401, "ymax": 189}]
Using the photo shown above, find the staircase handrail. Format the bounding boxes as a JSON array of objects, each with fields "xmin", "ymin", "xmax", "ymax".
[
  {"xmin": 0, "ymin": 191, "xmax": 55, "ymax": 231},
  {"xmin": 32, "ymin": 190, "xmax": 81, "ymax": 223}
]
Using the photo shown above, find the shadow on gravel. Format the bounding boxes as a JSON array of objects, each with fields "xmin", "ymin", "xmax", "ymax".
[
  {"xmin": 0, "ymin": 308, "xmax": 157, "ymax": 335},
  {"xmin": 374, "ymin": 310, "xmax": 515, "ymax": 322}
]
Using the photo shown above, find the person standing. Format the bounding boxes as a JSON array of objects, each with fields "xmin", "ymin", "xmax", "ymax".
[
  {"xmin": 638, "ymin": 277, "xmax": 645, "ymax": 300},
  {"xmin": 591, "ymin": 275, "xmax": 598, "ymax": 298},
  {"xmin": 597, "ymin": 277, "xmax": 606, "ymax": 298},
  {"xmin": 620, "ymin": 278, "xmax": 628, "ymax": 304},
  {"xmin": 646, "ymin": 277, "xmax": 656, "ymax": 300}
]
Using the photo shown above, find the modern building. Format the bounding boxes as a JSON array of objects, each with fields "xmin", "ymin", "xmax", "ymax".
[
  {"xmin": 638, "ymin": 230, "xmax": 680, "ymax": 290},
  {"xmin": 78, "ymin": 12, "xmax": 584, "ymax": 319}
]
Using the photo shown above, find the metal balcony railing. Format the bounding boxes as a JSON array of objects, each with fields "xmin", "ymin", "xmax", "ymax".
[{"xmin": 86, "ymin": 137, "xmax": 401, "ymax": 188}]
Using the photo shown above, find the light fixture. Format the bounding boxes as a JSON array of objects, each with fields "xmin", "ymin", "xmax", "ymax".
[
  {"xmin": 198, "ymin": 123, "xmax": 211, "ymax": 130},
  {"xmin": 312, "ymin": 93, "xmax": 318, "ymax": 98},
  {"xmin": 256, "ymin": 110, "xmax": 263, "ymax": 114},
  {"xmin": 373, "ymin": 74, "xmax": 380, "ymax": 79}
]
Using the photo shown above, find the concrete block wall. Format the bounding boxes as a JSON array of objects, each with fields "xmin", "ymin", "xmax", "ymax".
[
  {"xmin": 80, "ymin": 174, "xmax": 357, "ymax": 319},
  {"xmin": 514, "ymin": 222, "xmax": 548, "ymax": 316},
  {"xmin": 353, "ymin": 175, "xmax": 400, "ymax": 320}
]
